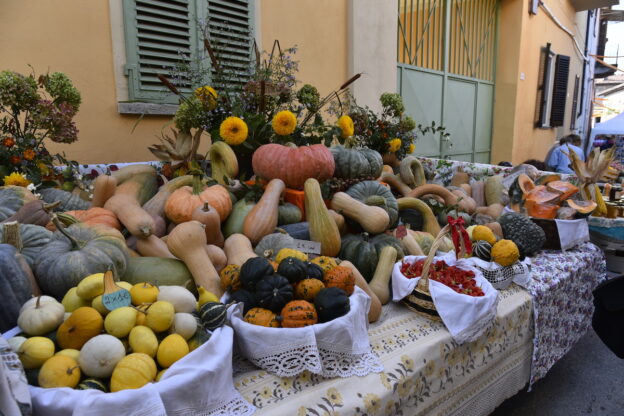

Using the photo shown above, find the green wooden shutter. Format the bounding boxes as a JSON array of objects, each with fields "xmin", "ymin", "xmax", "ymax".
[
  {"xmin": 123, "ymin": 0, "xmax": 204, "ymax": 103},
  {"xmin": 206, "ymin": 0, "xmax": 254, "ymax": 90}
]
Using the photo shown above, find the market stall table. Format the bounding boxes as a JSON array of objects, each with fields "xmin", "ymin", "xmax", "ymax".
[{"xmin": 233, "ymin": 243, "xmax": 605, "ymax": 415}]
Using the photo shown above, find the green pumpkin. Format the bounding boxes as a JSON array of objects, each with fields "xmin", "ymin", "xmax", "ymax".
[
  {"xmin": 39, "ymin": 188, "xmax": 90, "ymax": 211},
  {"xmin": 339, "ymin": 233, "xmax": 404, "ymax": 282},
  {"xmin": 230, "ymin": 289, "xmax": 257, "ymax": 315},
  {"xmin": 198, "ymin": 302, "xmax": 227, "ymax": 331},
  {"xmin": 278, "ymin": 203, "xmax": 302, "ymax": 226},
  {"xmin": 77, "ymin": 378, "xmax": 108, "ymax": 392},
  {"xmin": 277, "ymin": 257, "xmax": 307, "ymax": 284},
  {"xmin": 34, "ymin": 222, "xmax": 129, "ymax": 300},
  {"xmin": 472, "ymin": 240, "xmax": 492, "ymax": 261},
  {"xmin": 0, "ymin": 244, "xmax": 39, "ymax": 332},
  {"xmin": 329, "ymin": 146, "xmax": 383, "ymax": 179},
  {"xmin": 239, "ymin": 257, "xmax": 274, "ymax": 292},
  {"xmin": 0, "ymin": 223, "xmax": 53, "ymax": 268},
  {"xmin": 223, "ymin": 198, "xmax": 256, "ymax": 238},
  {"xmin": 314, "ymin": 287, "xmax": 350, "ymax": 323},
  {"xmin": 255, "ymin": 274, "xmax": 294, "ymax": 313},
  {"xmin": 0, "ymin": 186, "xmax": 37, "ymax": 221},
  {"xmin": 346, "ymin": 181, "xmax": 398, "ymax": 225}
]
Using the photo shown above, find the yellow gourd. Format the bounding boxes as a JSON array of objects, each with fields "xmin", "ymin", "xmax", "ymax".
[
  {"xmin": 472, "ymin": 225, "xmax": 497, "ymax": 245},
  {"xmin": 57, "ymin": 306, "xmax": 104, "ymax": 350},
  {"xmin": 91, "ymin": 295, "xmax": 109, "ymax": 316},
  {"xmin": 157, "ymin": 333, "xmax": 189, "ymax": 368},
  {"xmin": 76, "ymin": 273, "xmax": 105, "ymax": 300},
  {"xmin": 135, "ymin": 304, "xmax": 149, "ymax": 326},
  {"xmin": 38, "ymin": 356, "xmax": 81, "ymax": 388},
  {"xmin": 156, "ymin": 369, "xmax": 167, "ymax": 382},
  {"xmin": 130, "ymin": 282, "xmax": 159, "ymax": 305},
  {"xmin": 61, "ymin": 287, "xmax": 90, "ymax": 312},
  {"xmin": 491, "ymin": 239, "xmax": 520, "ymax": 266},
  {"xmin": 197, "ymin": 287, "xmax": 220, "ymax": 308},
  {"xmin": 310, "ymin": 256, "xmax": 338, "ymax": 273},
  {"xmin": 104, "ymin": 307, "xmax": 137, "ymax": 338},
  {"xmin": 275, "ymin": 248, "xmax": 308, "ymax": 264},
  {"xmin": 55, "ymin": 349, "xmax": 80, "ymax": 361},
  {"xmin": 128, "ymin": 326, "xmax": 158, "ymax": 357},
  {"xmin": 146, "ymin": 301, "xmax": 175, "ymax": 332},
  {"xmin": 18, "ymin": 337, "xmax": 55, "ymax": 369},
  {"xmin": 110, "ymin": 353, "xmax": 157, "ymax": 392}
]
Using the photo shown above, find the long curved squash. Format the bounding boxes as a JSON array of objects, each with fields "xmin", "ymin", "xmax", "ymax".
[
  {"xmin": 399, "ymin": 156, "xmax": 426, "ymax": 188},
  {"xmin": 209, "ymin": 141, "xmax": 239, "ymax": 185},
  {"xmin": 379, "ymin": 173, "xmax": 412, "ymax": 196},
  {"xmin": 397, "ymin": 197, "xmax": 441, "ymax": 235},
  {"xmin": 304, "ymin": 179, "xmax": 341, "ymax": 256},
  {"xmin": 406, "ymin": 184, "xmax": 476, "ymax": 214}
]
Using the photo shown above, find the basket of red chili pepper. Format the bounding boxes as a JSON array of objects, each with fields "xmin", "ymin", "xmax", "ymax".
[{"xmin": 391, "ymin": 225, "xmax": 499, "ymax": 344}]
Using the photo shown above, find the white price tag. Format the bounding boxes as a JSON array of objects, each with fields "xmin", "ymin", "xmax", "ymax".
[{"xmin": 290, "ymin": 239, "xmax": 321, "ymax": 254}]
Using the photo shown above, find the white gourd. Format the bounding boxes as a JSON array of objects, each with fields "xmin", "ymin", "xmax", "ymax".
[
  {"xmin": 79, "ymin": 334, "xmax": 126, "ymax": 378},
  {"xmin": 17, "ymin": 297, "xmax": 65, "ymax": 336},
  {"xmin": 157, "ymin": 286, "xmax": 196, "ymax": 313},
  {"xmin": 171, "ymin": 313, "xmax": 198, "ymax": 340},
  {"xmin": 19, "ymin": 295, "xmax": 57, "ymax": 314},
  {"xmin": 7, "ymin": 336, "xmax": 27, "ymax": 353}
]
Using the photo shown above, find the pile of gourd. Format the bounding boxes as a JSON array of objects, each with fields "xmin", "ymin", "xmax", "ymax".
[{"xmin": 6, "ymin": 273, "xmax": 225, "ymax": 392}]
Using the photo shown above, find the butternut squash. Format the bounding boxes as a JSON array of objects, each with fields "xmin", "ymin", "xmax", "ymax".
[
  {"xmin": 471, "ymin": 181, "xmax": 486, "ymax": 207},
  {"xmin": 192, "ymin": 202, "xmax": 224, "ymax": 247},
  {"xmin": 328, "ymin": 209, "xmax": 347, "ymax": 236},
  {"xmin": 406, "ymin": 184, "xmax": 476, "ymax": 214},
  {"xmin": 205, "ymin": 245, "xmax": 227, "ymax": 272},
  {"xmin": 396, "ymin": 197, "xmax": 441, "ymax": 235},
  {"xmin": 104, "ymin": 179, "xmax": 156, "ymax": 238},
  {"xmin": 368, "ymin": 245, "xmax": 397, "ymax": 305},
  {"xmin": 379, "ymin": 172, "xmax": 412, "ymax": 196},
  {"xmin": 90, "ymin": 175, "xmax": 117, "ymax": 208},
  {"xmin": 450, "ymin": 169, "xmax": 470, "ymax": 186},
  {"xmin": 304, "ymin": 179, "xmax": 341, "ymax": 257},
  {"xmin": 475, "ymin": 203, "xmax": 504, "ymax": 219},
  {"xmin": 399, "ymin": 156, "xmax": 426, "ymax": 188},
  {"xmin": 243, "ymin": 179, "xmax": 285, "ymax": 245},
  {"xmin": 166, "ymin": 221, "xmax": 222, "ymax": 297},
  {"xmin": 223, "ymin": 234, "xmax": 257, "ymax": 266},
  {"xmin": 392, "ymin": 228, "xmax": 424, "ymax": 255},
  {"xmin": 331, "ymin": 192, "xmax": 390, "ymax": 234},
  {"xmin": 450, "ymin": 190, "xmax": 477, "ymax": 214},
  {"xmin": 136, "ymin": 235, "xmax": 175, "ymax": 259},
  {"xmin": 111, "ymin": 164, "xmax": 157, "ymax": 185},
  {"xmin": 459, "ymin": 184, "xmax": 472, "ymax": 196},
  {"xmin": 340, "ymin": 260, "xmax": 382, "ymax": 323}
]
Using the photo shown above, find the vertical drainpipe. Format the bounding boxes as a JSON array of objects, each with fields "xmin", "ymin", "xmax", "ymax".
[{"xmin": 580, "ymin": 10, "xmax": 592, "ymax": 155}]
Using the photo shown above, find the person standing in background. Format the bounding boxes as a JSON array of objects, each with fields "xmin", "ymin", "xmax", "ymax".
[
  {"xmin": 547, "ymin": 137, "xmax": 572, "ymax": 173},
  {"xmin": 568, "ymin": 134, "xmax": 585, "ymax": 161}
]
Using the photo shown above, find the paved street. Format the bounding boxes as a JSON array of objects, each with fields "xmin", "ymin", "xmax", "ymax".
[{"xmin": 491, "ymin": 329, "xmax": 624, "ymax": 415}]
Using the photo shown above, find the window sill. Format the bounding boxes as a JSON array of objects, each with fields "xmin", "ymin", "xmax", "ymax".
[{"xmin": 118, "ymin": 102, "xmax": 178, "ymax": 115}]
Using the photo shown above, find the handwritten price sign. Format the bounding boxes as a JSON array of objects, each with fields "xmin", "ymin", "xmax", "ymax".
[
  {"xmin": 102, "ymin": 289, "xmax": 131, "ymax": 311},
  {"xmin": 289, "ymin": 239, "xmax": 321, "ymax": 255}
]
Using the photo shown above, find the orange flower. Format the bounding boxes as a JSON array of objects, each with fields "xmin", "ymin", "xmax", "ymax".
[
  {"xmin": 9, "ymin": 155, "xmax": 21, "ymax": 165},
  {"xmin": 2, "ymin": 137, "xmax": 15, "ymax": 148},
  {"xmin": 23, "ymin": 148, "xmax": 36, "ymax": 160}
]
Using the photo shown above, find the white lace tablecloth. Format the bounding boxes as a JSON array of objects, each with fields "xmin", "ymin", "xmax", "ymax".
[{"xmin": 227, "ymin": 287, "xmax": 383, "ymax": 378}]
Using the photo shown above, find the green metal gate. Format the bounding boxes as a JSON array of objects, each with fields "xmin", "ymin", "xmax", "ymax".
[{"xmin": 397, "ymin": 0, "xmax": 498, "ymax": 163}]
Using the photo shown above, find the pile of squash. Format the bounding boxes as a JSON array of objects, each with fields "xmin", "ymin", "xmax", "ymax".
[{"xmin": 6, "ymin": 273, "xmax": 226, "ymax": 392}]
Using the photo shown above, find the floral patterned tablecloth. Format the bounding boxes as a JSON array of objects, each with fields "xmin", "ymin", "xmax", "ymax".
[
  {"xmin": 525, "ymin": 242, "xmax": 607, "ymax": 386},
  {"xmin": 233, "ymin": 243, "xmax": 605, "ymax": 415}
]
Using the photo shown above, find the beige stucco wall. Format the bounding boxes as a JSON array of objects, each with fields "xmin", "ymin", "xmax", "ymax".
[
  {"xmin": 492, "ymin": 0, "xmax": 587, "ymax": 165},
  {"xmin": 0, "ymin": 0, "xmax": 349, "ymax": 164}
]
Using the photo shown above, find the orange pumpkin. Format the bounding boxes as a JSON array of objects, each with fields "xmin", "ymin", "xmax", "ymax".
[
  {"xmin": 56, "ymin": 307, "xmax": 104, "ymax": 350},
  {"xmin": 323, "ymin": 266, "xmax": 355, "ymax": 295},
  {"xmin": 295, "ymin": 278, "xmax": 325, "ymax": 302},
  {"xmin": 219, "ymin": 264, "xmax": 242, "ymax": 292},
  {"xmin": 280, "ymin": 300, "xmax": 318, "ymax": 328},
  {"xmin": 244, "ymin": 307, "xmax": 280, "ymax": 327},
  {"xmin": 164, "ymin": 176, "xmax": 232, "ymax": 224}
]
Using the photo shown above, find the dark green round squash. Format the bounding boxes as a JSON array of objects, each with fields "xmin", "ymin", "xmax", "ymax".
[
  {"xmin": 314, "ymin": 287, "xmax": 350, "ymax": 323},
  {"xmin": 0, "ymin": 185, "xmax": 37, "ymax": 221},
  {"xmin": 33, "ymin": 221, "xmax": 129, "ymax": 300},
  {"xmin": 304, "ymin": 261, "xmax": 324, "ymax": 281},
  {"xmin": 198, "ymin": 302, "xmax": 227, "ymax": 330},
  {"xmin": 345, "ymin": 181, "xmax": 398, "ymax": 225},
  {"xmin": 230, "ymin": 289, "xmax": 258, "ymax": 315},
  {"xmin": 278, "ymin": 203, "xmax": 302, "ymax": 225},
  {"xmin": 255, "ymin": 274, "xmax": 294, "ymax": 313},
  {"xmin": 0, "ymin": 244, "xmax": 40, "ymax": 332},
  {"xmin": 330, "ymin": 146, "xmax": 383, "ymax": 179},
  {"xmin": 0, "ymin": 222, "xmax": 53, "ymax": 268},
  {"xmin": 472, "ymin": 240, "xmax": 492, "ymax": 261},
  {"xmin": 339, "ymin": 233, "xmax": 404, "ymax": 282},
  {"xmin": 77, "ymin": 378, "xmax": 108, "ymax": 392},
  {"xmin": 39, "ymin": 188, "xmax": 90, "ymax": 211},
  {"xmin": 277, "ymin": 257, "xmax": 307, "ymax": 283},
  {"xmin": 239, "ymin": 257, "xmax": 275, "ymax": 291}
]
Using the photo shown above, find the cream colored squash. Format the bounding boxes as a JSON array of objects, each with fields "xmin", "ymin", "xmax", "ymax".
[
  {"xmin": 19, "ymin": 296, "xmax": 57, "ymax": 314},
  {"xmin": 104, "ymin": 307, "xmax": 137, "ymax": 338},
  {"xmin": 128, "ymin": 325, "xmax": 158, "ymax": 358},
  {"xmin": 157, "ymin": 286, "xmax": 196, "ymax": 313},
  {"xmin": 171, "ymin": 313, "xmax": 197, "ymax": 340},
  {"xmin": 79, "ymin": 334, "xmax": 126, "ymax": 378},
  {"xmin": 17, "ymin": 297, "xmax": 65, "ymax": 336},
  {"xmin": 7, "ymin": 336, "xmax": 27, "ymax": 353}
]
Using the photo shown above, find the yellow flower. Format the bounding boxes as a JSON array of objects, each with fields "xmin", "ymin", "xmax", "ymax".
[
  {"xmin": 400, "ymin": 355, "xmax": 414, "ymax": 371},
  {"xmin": 3, "ymin": 172, "xmax": 31, "ymax": 187},
  {"xmin": 388, "ymin": 138, "xmax": 402, "ymax": 153},
  {"xmin": 219, "ymin": 116, "xmax": 248, "ymax": 145},
  {"xmin": 363, "ymin": 393, "xmax": 381, "ymax": 413},
  {"xmin": 337, "ymin": 115, "xmax": 354, "ymax": 138},
  {"xmin": 396, "ymin": 376, "xmax": 412, "ymax": 398},
  {"xmin": 37, "ymin": 162, "xmax": 50, "ymax": 175},
  {"xmin": 259, "ymin": 386, "xmax": 272, "ymax": 399},
  {"xmin": 379, "ymin": 373, "xmax": 392, "ymax": 390},
  {"xmin": 326, "ymin": 388, "xmax": 343, "ymax": 406},
  {"xmin": 272, "ymin": 110, "xmax": 297, "ymax": 135},
  {"xmin": 385, "ymin": 400, "xmax": 396, "ymax": 415},
  {"xmin": 423, "ymin": 360, "xmax": 436, "ymax": 377},
  {"xmin": 279, "ymin": 377, "xmax": 294, "ymax": 390},
  {"xmin": 408, "ymin": 143, "xmax": 415, "ymax": 154},
  {"xmin": 195, "ymin": 86, "xmax": 218, "ymax": 110}
]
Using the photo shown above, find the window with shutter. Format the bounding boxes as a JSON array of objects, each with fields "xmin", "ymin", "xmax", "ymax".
[
  {"xmin": 122, "ymin": 0, "xmax": 253, "ymax": 105},
  {"xmin": 570, "ymin": 75, "xmax": 579, "ymax": 129},
  {"xmin": 549, "ymin": 54, "xmax": 570, "ymax": 128}
]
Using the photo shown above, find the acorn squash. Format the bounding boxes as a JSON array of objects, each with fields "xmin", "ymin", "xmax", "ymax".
[{"xmin": 314, "ymin": 287, "xmax": 350, "ymax": 323}]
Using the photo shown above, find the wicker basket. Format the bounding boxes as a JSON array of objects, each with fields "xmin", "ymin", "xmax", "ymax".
[{"xmin": 402, "ymin": 225, "xmax": 468, "ymax": 321}]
